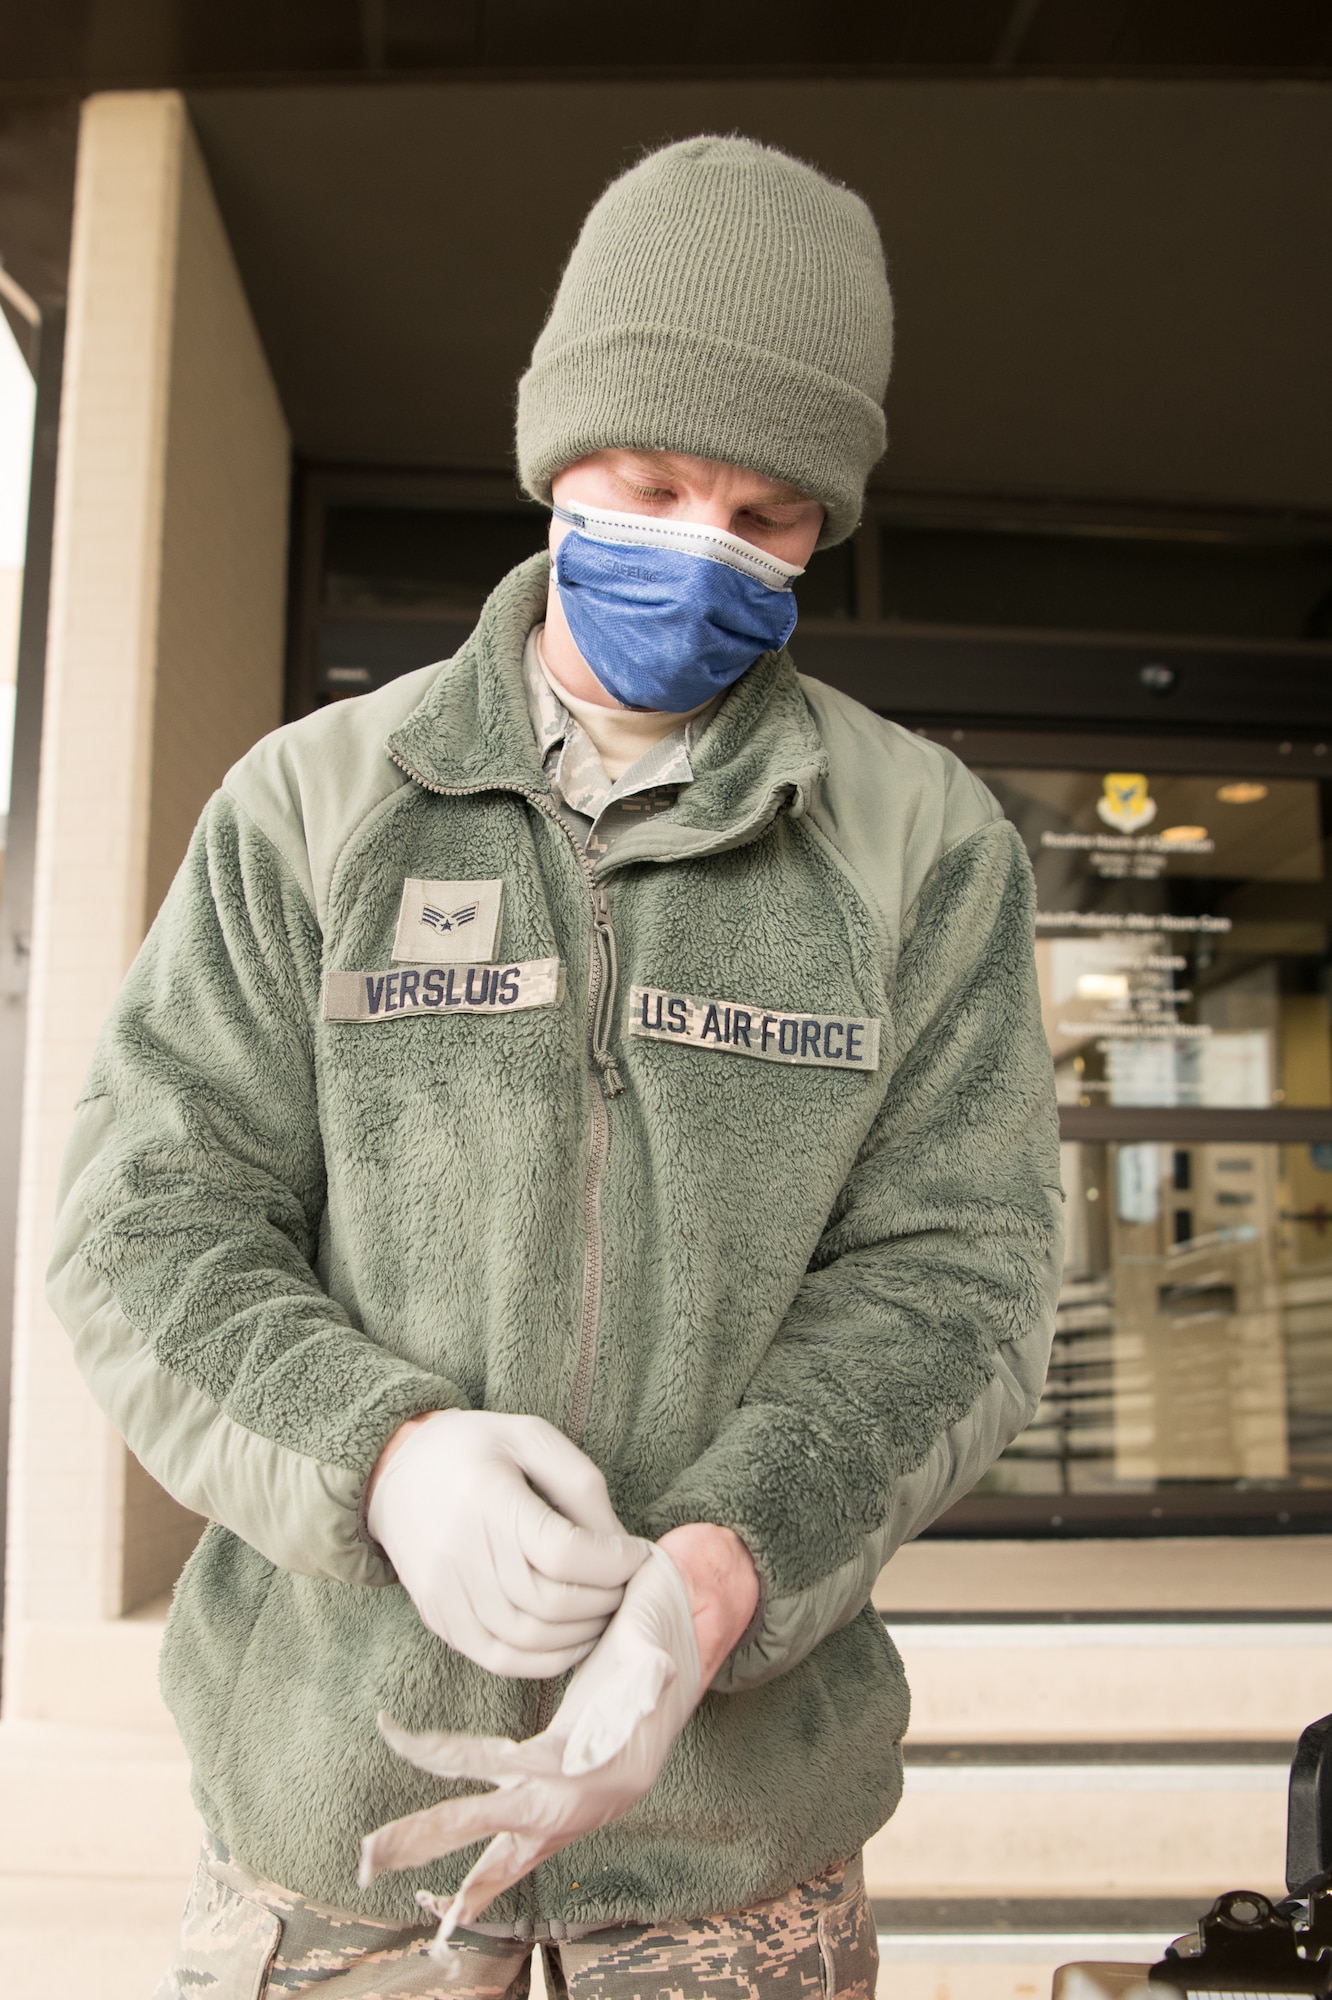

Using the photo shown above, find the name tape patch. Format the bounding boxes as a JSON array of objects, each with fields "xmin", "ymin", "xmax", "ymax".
[
  {"xmin": 393, "ymin": 878, "xmax": 503, "ymax": 964},
  {"xmin": 323, "ymin": 960, "xmax": 563, "ymax": 1024},
  {"xmin": 627, "ymin": 985, "xmax": 880, "ymax": 1071}
]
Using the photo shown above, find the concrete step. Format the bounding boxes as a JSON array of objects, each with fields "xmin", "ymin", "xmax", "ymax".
[
  {"xmin": 0, "ymin": 1874, "xmax": 191, "ymax": 2000},
  {"xmin": 12, "ymin": 1611, "xmax": 1329, "ymax": 1745},
  {"xmin": 0, "ymin": 1721, "xmax": 197, "ymax": 1880},
  {"xmin": 876, "ymin": 1934, "xmax": 1176, "ymax": 2000},
  {"xmin": 4, "ymin": 1609, "xmax": 178, "ymax": 1732},
  {"xmin": 3, "ymin": 1585, "xmax": 1313, "ymax": 2000},
  {"xmin": 866, "ymin": 1757, "xmax": 1288, "ymax": 1900},
  {"xmin": 2, "ymin": 1716, "xmax": 1288, "ymax": 1906},
  {"xmin": 875, "ymin": 1538, "xmax": 1332, "ymax": 1617},
  {"xmin": 891, "ymin": 1620, "xmax": 1332, "ymax": 1742},
  {"xmin": 0, "ymin": 1725, "xmax": 1286, "ymax": 2000}
]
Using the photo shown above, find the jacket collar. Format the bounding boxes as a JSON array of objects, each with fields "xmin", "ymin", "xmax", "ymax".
[{"xmin": 385, "ymin": 554, "xmax": 828, "ymax": 871}]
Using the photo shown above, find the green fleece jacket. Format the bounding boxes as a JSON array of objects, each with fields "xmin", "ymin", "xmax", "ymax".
[{"xmin": 49, "ymin": 555, "xmax": 1062, "ymax": 1934}]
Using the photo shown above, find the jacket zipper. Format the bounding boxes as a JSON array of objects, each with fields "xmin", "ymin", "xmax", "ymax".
[
  {"xmin": 534, "ymin": 883, "xmax": 620, "ymax": 1744},
  {"xmin": 382, "ymin": 758, "xmax": 621, "ymax": 1766},
  {"xmin": 382, "ymin": 742, "xmax": 799, "ymax": 1916},
  {"xmin": 570, "ymin": 884, "xmax": 622, "ymax": 1424}
]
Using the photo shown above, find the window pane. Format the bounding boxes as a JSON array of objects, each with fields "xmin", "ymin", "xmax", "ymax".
[
  {"xmin": 879, "ymin": 524, "xmax": 1332, "ymax": 640},
  {"xmin": 980, "ymin": 765, "xmax": 1332, "ymax": 1109},
  {"xmin": 322, "ymin": 504, "xmax": 547, "ymax": 616}
]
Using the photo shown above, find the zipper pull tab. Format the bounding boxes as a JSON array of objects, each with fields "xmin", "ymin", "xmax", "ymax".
[
  {"xmin": 597, "ymin": 1051, "xmax": 625, "ymax": 1098},
  {"xmin": 589, "ymin": 885, "xmax": 623, "ymax": 1097}
]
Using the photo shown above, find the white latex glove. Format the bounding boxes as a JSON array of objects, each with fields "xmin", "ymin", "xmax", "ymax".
[
  {"xmin": 360, "ymin": 1545, "xmax": 703, "ymax": 1962},
  {"xmin": 367, "ymin": 1410, "xmax": 648, "ymax": 1678}
]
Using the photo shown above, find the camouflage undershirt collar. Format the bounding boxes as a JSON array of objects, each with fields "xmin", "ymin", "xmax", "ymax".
[{"xmin": 521, "ymin": 625, "xmax": 717, "ymax": 854}]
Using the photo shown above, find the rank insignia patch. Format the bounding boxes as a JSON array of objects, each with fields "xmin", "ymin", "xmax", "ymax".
[
  {"xmin": 393, "ymin": 878, "xmax": 503, "ymax": 963},
  {"xmin": 626, "ymin": 985, "xmax": 880, "ymax": 1071}
]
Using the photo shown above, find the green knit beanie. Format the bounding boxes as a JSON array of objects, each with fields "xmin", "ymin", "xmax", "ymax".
[{"xmin": 516, "ymin": 136, "xmax": 893, "ymax": 548}]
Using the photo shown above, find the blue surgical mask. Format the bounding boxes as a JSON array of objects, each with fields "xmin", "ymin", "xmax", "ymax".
[{"xmin": 551, "ymin": 499, "xmax": 803, "ymax": 712}]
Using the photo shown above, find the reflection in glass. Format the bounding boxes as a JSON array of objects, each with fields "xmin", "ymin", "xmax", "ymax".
[
  {"xmin": 973, "ymin": 760, "xmax": 1332, "ymax": 1502},
  {"xmin": 981, "ymin": 767, "xmax": 1332, "ymax": 1111},
  {"xmin": 987, "ymin": 1142, "xmax": 1332, "ymax": 1495}
]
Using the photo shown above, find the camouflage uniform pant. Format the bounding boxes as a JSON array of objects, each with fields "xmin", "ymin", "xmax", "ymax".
[{"xmin": 154, "ymin": 1835, "xmax": 878, "ymax": 2000}]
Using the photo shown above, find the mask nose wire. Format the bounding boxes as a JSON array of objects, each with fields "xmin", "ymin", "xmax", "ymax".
[{"xmin": 547, "ymin": 503, "xmax": 804, "ymax": 589}]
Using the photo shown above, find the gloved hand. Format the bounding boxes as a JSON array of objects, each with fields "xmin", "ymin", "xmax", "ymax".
[
  {"xmin": 366, "ymin": 1410, "xmax": 649, "ymax": 1678},
  {"xmin": 360, "ymin": 1544, "xmax": 703, "ymax": 1960}
]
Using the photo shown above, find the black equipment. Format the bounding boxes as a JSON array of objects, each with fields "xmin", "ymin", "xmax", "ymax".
[{"xmin": 1148, "ymin": 1715, "xmax": 1332, "ymax": 1996}]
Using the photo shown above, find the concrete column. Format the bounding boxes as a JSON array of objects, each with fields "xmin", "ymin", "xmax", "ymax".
[{"xmin": 4, "ymin": 91, "xmax": 289, "ymax": 1702}]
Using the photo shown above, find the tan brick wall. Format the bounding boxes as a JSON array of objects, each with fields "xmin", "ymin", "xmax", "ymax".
[{"xmin": 4, "ymin": 91, "xmax": 289, "ymax": 1673}]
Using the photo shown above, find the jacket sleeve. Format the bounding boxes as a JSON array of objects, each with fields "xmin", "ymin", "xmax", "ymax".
[
  {"xmin": 642, "ymin": 817, "xmax": 1064, "ymax": 1690},
  {"xmin": 47, "ymin": 790, "xmax": 469, "ymax": 1586}
]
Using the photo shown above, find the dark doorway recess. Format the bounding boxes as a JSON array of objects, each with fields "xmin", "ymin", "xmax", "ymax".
[
  {"xmin": 795, "ymin": 626, "xmax": 1332, "ymax": 737},
  {"xmin": 286, "ymin": 465, "xmax": 1332, "ymax": 735}
]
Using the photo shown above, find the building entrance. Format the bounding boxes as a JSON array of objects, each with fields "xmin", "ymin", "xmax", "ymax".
[
  {"xmin": 288, "ymin": 470, "xmax": 1332, "ymax": 1537},
  {"xmin": 929, "ymin": 737, "xmax": 1332, "ymax": 1537}
]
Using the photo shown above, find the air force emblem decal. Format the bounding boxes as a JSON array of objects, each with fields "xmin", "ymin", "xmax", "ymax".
[{"xmin": 393, "ymin": 878, "xmax": 503, "ymax": 964}]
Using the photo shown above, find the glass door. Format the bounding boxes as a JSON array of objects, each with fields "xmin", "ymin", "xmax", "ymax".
[{"xmin": 936, "ymin": 745, "xmax": 1332, "ymax": 1534}]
